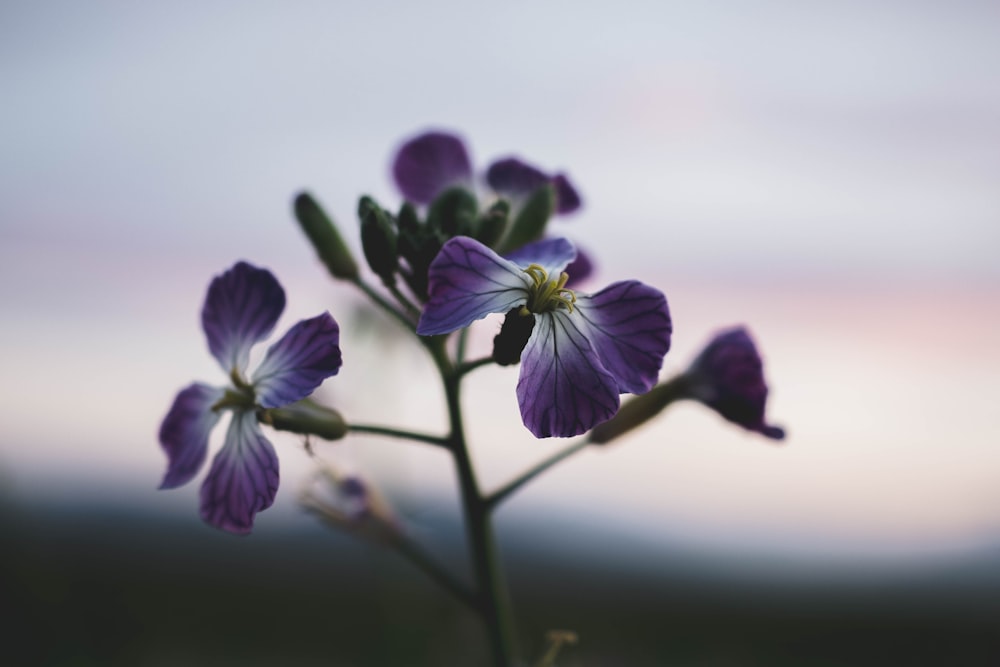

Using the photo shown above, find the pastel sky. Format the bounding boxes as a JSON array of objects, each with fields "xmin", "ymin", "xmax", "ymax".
[{"xmin": 1, "ymin": 1, "xmax": 998, "ymax": 563}]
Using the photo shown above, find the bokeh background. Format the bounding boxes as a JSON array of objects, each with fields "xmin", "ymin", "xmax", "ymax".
[{"xmin": 3, "ymin": 1, "xmax": 999, "ymax": 665}]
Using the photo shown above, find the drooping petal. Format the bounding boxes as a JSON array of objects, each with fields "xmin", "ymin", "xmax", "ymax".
[
  {"xmin": 517, "ymin": 312, "xmax": 621, "ymax": 438},
  {"xmin": 552, "ymin": 173, "xmax": 582, "ymax": 215},
  {"xmin": 417, "ymin": 237, "xmax": 531, "ymax": 335},
  {"xmin": 575, "ymin": 281, "xmax": 672, "ymax": 394},
  {"xmin": 686, "ymin": 327, "xmax": 785, "ymax": 440},
  {"xmin": 392, "ymin": 131, "xmax": 473, "ymax": 204},
  {"xmin": 199, "ymin": 410, "xmax": 280, "ymax": 534},
  {"xmin": 202, "ymin": 261, "xmax": 286, "ymax": 374},
  {"xmin": 485, "ymin": 157, "xmax": 549, "ymax": 200},
  {"xmin": 252, "ymin": 312, "xmax": 342, "ymax": 409},
  {"xmin": 503, "ymin": 237, "xmax": 577, "ymax": 276},
  {"xmin": 564, "ymin": 244, "xmax": 594, "ymax": 287},
  {"xmin": 158, "ymin": 383, "xmax": 225, "ymax": 489}
]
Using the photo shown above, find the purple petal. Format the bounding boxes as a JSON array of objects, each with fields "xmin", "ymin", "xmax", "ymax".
[
  {"xmin": 391, "ymin": 131, "xmax": 473, "ymax": 204},
  {"xmin": 575, "ymin": 281, "xmax": 672, "ymax": 394},
  {"xmin": 517, "ymin": 312, "xmax": 620, "ymax": 438},
  {"xmin": 202, "ymin": 261, "xmax": 286, "ymax": 374},
  {"xmin": 252, "ymin": 312, "xmax": 343, "ymax": 409},
  {"xmin": 417, "ymin": 237, "xmax": 530, "ymax": 335},
  {"xmin": 503, "ymin": 237, "xmax": 577, "ymax": 275},
  {"xmin": 688, "ymin": 327, "xmax": 785, "ymax": 440},
  {"xmin": 199, "ymin": 410, "xmax": 279, "ymax": 534},
  {"xmin": 158, "ymin": 383, "xmax": 225, "ymax": 489},
  {"xmin": 563, "ymin": 244, "xmax": 594, "ymax": 287},
  {"xmin": 485, "ymin": 157, "xmax": 549, "ymax": 200},
  {"xmin": 551, "ymin": 174, "xmax": 582, "ymax": 215}
]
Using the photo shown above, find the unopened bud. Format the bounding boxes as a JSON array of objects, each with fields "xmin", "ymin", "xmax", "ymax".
[
  {"xmin": 588, "ymin": 375, "xmax": 689, "ymax": 445},
  {"xmin": 293, "ymin": 192, "xmax": 359, "ymax": 280},
  {"xmin": 262, "ymin": 398, "xmax": 348, "ymax": 441},
  {"xmin": 497, "ymin": 184, "xmax": 554, "ymax": 254},
  {"xmin": 358, "ymin": 195, "xmax": 398, "ymax": 286},
  {"xmin": 476, "ymin": 199, "xmax": 510, "ymax": 248},
  {"xmin": 427, "ymin": 186, "xmax": 478, "ymax": 237}
]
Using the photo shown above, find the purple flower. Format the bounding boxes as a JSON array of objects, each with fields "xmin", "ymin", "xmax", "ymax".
[
  {"xmin": 158, "ymin": 261, "xmax": 343, "ymax": 534},
  {"xmin": 391, "ymin": 130, "xmax": 582, "ymax": 216},
  {"xmin": 417, "ymin": 236, "xmax": 672, "ymax": 438},
  {"xmin": 685, "ymin": 327, "xmax": 785, "ymax": 440}
]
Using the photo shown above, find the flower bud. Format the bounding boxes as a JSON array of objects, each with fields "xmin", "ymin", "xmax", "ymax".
[
  {"xmin": 427, "ymin": 186, "xmax": 478, "ymax": 237},
  {"xmin": 475, "ymin": 199, "xmax": 510, "ymax": 248},
  {"xmin": 492, "ymin": 307, "xmax": 535, "ymax": 366},
  {"xmin": 300, "ymin": 465, "xmax": 402, "ymax": 547},
  {"xmin": 358, "ymin": 195, "xmax": 399, "ymax": 286},
  {"xmin": 293, "ymin": 191, "xmax": 360, "ymax": 281},
  {"xmin": 497, "ymin": 184, "xmax": 555, "ymax": 253},
  {"xmin": 261, "ymin": 398, "xmax": 348, "ymax": 441}
]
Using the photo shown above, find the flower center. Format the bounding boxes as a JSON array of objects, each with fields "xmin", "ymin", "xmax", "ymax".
[
  {"xmin": 211, "ymin": 369, "xmax": 257, "ymax": 411},
  {"xmin": 521, "ymin": 264, "xmax": 576, "ymax": 315}
]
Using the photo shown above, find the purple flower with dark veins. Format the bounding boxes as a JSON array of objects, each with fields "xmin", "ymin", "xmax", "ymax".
[
  {"xmin": 158, "ymin": 261, "xmax": 342, "ymax": 534},
  {"xmin": 417, "ymin": 236, "xmax": 672, "ymax": 438},
  {"xmin": 391, "ymin": 130, "xmax": 582, "ymax": 215},
  {"xmin": 685, "ymin": 327, "xmax": 785, "ymax": 440}
]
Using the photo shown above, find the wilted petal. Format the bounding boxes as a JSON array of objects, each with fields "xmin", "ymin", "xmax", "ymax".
[
  {"xmin": 199, "ymin": 410, "xmax": 279, "ymax": 534},
  {"xmin": 575, "ymin": 281, "xmax": 672, "ymax": 394},
  {"xmin": 417, "ymin": 237, "xmax": 530, "ymax": 335},
  {"xmin": 392, "ymin": 131, "xmax": 473, "ymax": 204},
  {"xmin": 504, "ymin": 237, "xmax": 577, "ymax": 276},
  {"xmin": 158, "ymin": 383, "xmax": 225, "ymax": 489},
  {"xmin": 517, "ymin": 312, "xmax": 620, "ymax": 438},
  {"xmin": 688, "ymin": 327, "xmax": 785, "ymax": 440},
  {"xmin": 485, "ymin": 157, "xmax": 549, "ymax": 200},
  {"xmin": 252, "ymin": 312, "xmax": 342, "ymax": 408},
  {"xmin": 552, "ymin": 173, "xmax": 582, "ymax": 215},
  {"xmin": 202, "ymin": 261, "xmax": 286, "ymax": 374}
]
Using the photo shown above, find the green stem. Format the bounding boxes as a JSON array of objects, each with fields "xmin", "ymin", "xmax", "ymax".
[
  {"xmin": 387, "ymin": 282, "xmax": 422, "ymax": 320},
  {"xmin": 428, "ymin": 337, "xmax": 516, "ymax": 666},
  {"xmin": 486, "ymin": 439, "xmax": 591, "ymax": 511},
  {"xmin": 456, "ymin": 356, "xmax": 494, "ymax": 377},
  {"xmin": 348, "ymin": 423, "xmax": 448, "ymax": 448},
  {"xmin": 394, "ymin": 535, "xmax": 477, "ymax": 609},
  {"xmin": 351, "ymin": 277, "xmax": 416, "ymax": 332}
]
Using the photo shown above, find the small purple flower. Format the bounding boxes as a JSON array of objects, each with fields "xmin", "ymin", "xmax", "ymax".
[
  {"xmin": 417, "ymin": 236, "xmax": 672, "ymax": 438},
  {"xmin": 685, "ymin": 327, "xmax": 785, "ymax": 440},
  {"xmin": 158, "ymin": 261, "xmax": 343, "ymax": 534},
  {"xmin": 391, "ymin": 130, "xmax": 582, "ymax": 216}
]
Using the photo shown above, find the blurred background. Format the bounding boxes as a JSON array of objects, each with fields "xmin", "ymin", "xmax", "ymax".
[{"xmin": 2, "ymin": 1, "xmax": 999, "ymax": 665}]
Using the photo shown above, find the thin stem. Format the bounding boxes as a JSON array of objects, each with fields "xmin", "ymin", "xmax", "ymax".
[
  {"xmin": 456, "ymin": 328, "xmax": 470, "ymax": 365},
  {"xmin": 351, "ymin": 277, "xmax": 416, "ymax": 332},
  {"xmin": 456, "ymin": 356, "xmax": 494, "ymax": 377},
  {"xmin": 348, "ymin": 423, "xmax": 449, "ymax": 448},
  {"xmin": 486, "ymin": 439, "xmax": 591, "ymax": 511},
  {"xmin": 387, "ymin": 282, "xmax": 422, "ymax": 320},
  {"xmin": 395, "ymin": 535, "xmax": 477, "ymax": 609}
]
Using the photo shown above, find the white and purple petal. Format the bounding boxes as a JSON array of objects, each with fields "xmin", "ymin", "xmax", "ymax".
[
  {"xmin": 563, "ymin": 244, "xmax": 594, "ymax": 287},
  {"xmin": 199, "ymin": 410, "xmax": 280, "ymax": 535},
  {"xmin": 158, "ymin": 383, "xmax": 225, "ymax": 489},
  {"xmin": 392, "ymin": 131, "xmax": 474, "ymax": 204},
  {"xmin": 417, "ymin": 237, "xmax": 531, "ymax": 335},
  {"xmin": 252, "ymin": 312, "xmax": 343, "ymax": 409},
  {"xmin": 517, "ymin": 312, "xmax": 621, "ymax": 438},
  {"xmin": 575, "ymin": 281, "xmax": 672, "ymax": 394},
  {"xmin": 202, "ymin": 261, "xmax": 286, "ymax": 374},
  {"xmin": 503, "ymin": 237, "xmax": 577, "ymax": 276}
]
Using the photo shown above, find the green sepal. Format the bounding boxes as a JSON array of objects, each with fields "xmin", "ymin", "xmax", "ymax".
[
  {"xmin": 261, "ymin": 398, "xmax": 348, "ymax": 441},
  {"xmin": 497, "ymin": 184, "xmax": 555, "ymax": 254},
  {"xmin": 475, "ymin": 199, "xmax": 510, "ymax": 248},
  {"xmin": 358, "ymin": 195, "xmax": 398, "ymax": 286},
  {"xmin": 293, "ymin": 191, "xmax": 359, "ymax": 281},
  {"xmin": 426, "ymin": 186, "xmax": 478, "ymax": 238},
  {"xmin": 588, "ymin": 375, "xmax": 691, "ymax": 445}
]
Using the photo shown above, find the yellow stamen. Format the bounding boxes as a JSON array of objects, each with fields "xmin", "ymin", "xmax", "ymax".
[{"xmin": 522, "ymin": 264, "xmax": 577, "ymax": 314}]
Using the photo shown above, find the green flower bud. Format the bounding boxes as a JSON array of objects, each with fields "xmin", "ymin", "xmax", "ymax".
[
  {"xmin": 588, "ymin": 375, "xmax": 690, "ymax": 445},
  {"xmin": 427, "ymin": 186, "xmax": 478, "ymax": 237},
  {"xmin": 358, "ymin": 195, "xmax": 398, "ymax": 286},
  {"xmin": 475, "ymin": 199, "xmax": 510, "ymax": 248},
  {"xmin": 497, "ymin": 184, "xmax": 555, "ymax": 253},
  {"xmin": 262, "ymin": 398, "xmax": 348, "ymax": 441},
  {"xmin": 293, "ymin": 191, "xmax": 359, "ymax": 281}
]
